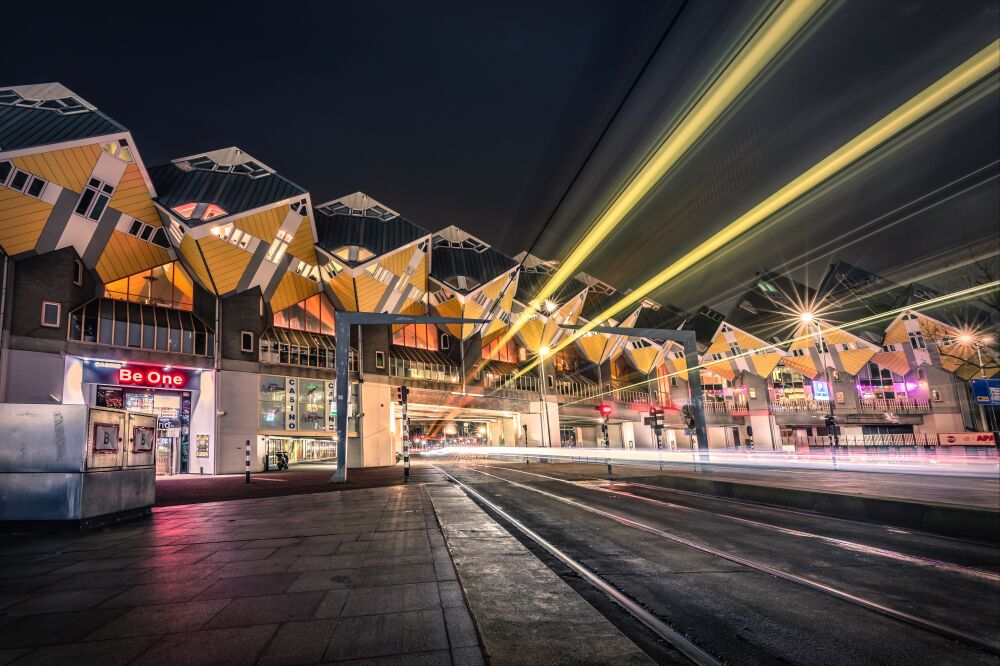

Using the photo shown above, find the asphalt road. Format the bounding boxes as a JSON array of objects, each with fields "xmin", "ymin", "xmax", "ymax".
[{"xmin": 430, "ymin": 458, "xmax": 1000, "ymax": 665}]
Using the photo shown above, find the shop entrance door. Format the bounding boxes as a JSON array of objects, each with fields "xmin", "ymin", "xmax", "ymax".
[{"xmin": 156, "ymin": 436, "xmax": 174, "ymax": 475}]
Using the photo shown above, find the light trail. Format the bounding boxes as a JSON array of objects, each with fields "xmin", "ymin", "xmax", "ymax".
[
  {"xmin": 498, "ymin": 0, "xmax": 827, "ymax": 348},
  {"xmin": 424, "ymin": 446, "xmax": 1000, "ymax": 479},
  {"xmin": 509, "ymin": 39, "xmax": 1000, "ymax": 382},
  {"xmin": 658, "ymin": 160, "xmax": 1000, "ymax": 314},
  {"xmin": 554, "ymin": 280, "xmax": 999, "ymax": 405}
]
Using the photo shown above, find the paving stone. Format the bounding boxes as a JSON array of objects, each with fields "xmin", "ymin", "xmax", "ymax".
[
  {"xmin": 0, "ymin": 648, "xmax": 30, "ymax": 665},
  {"xmin": 195, "ymin": 573, "xmax": 300, "ymax": 600},
  {"xmin": 204, "ymin": 547, "xmax": 277, "ymax": 563},
  {"xmin": 9, "ymin": 635, "xmax": 158, "ymax": 666},
  {"xmin": 0, "ymin": 608, "xmax": 128, "ymax": 648},
  {"xmin": 87, "ymin": 599, "xmax": 231, "ymax": 639},
  {"xmin": 132, "ymin": 625, "xmax": 278, "ymax": 666},
  {"xmin": 324, "ymin": 610, "xmax": 448, "ymax": 661},
  {"xmin": 5, "ymin": 587, "xmax": 126, "ymax": 614},
  {"xmin": 257, "ymin": 619, "xmax": 338, "ymax": 665},
  {"xmin": 436, "ymin": 581, "xmax": 465, "ymax": 609},
  {"xmin": 443, "ymin": 607, "xmax": 479, "ymax": 649},
  {"xmin": 451, "ymin": 646, "xmax": 487, "ymax": 666},
  {"xmin": 341, "ymin": 582, "xmax": 441, "ymax": 617},
  {"xmin": 205, "ymin": 591, "xmax": 327, "ymax": 628},
  {"xmin": 99, "ymin": 579, "xmax": 216, "ymax": 608}
]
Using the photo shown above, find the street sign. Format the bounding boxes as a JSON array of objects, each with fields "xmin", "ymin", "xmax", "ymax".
[
  {"xmin": 813, "ymin": 380, "xmax": 831, "ymax": 401},
  {"xmin": 970, "ymin": 378, "xmax": 1000, "ymax": 406}
]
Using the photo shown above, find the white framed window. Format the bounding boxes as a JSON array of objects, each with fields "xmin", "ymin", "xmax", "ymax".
[
  {"xmin": 73, "ymin": 259, "xmax": 84, "ymax": 286},
  {"xmin": 365, "ymin": 264, "xmax": 393, "ymax": 285},
  {"xmin": 931, "ymin": 389, "xmax": 942, "ymax": 402},
  {"xmin": 908, "ymin": 331, "xmax": 926, "ymax": 349},
  {"xmin": 265, "ymin": 230, "xmax": 292, "ymax": 264},
  {"xmin": 0, "ymin": 161, "xmax": 48, "ymax": 199},
  {"xmin": 375, "ymin": 351, "xmax": 385, "ymax": 369},
  {"xmin": 241, "ymin": 331, "xmax": 254, "ymax": 353},
  {"xmin": 440, "ymin": 334, "xmax": 450, "ymax": 350},
  {"xmin": 75, "ymin": 178, "xmax": 115, "ymax": 221},
  {"xmin": 670, "ymin": 376, "xmax": 678, "ymax": 387},
  {"xmin": 41, "ymin": 301, "xmax": 61, "ymax": 328}
]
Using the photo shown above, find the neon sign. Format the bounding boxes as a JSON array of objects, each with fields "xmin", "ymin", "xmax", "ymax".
[{"xmin": 118, "ymin": 367, "xmax": 186, "ymax": 388}]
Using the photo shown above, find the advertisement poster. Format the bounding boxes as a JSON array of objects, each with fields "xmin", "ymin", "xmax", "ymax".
[{"xmin": 196, "ymin": 434, "xmax": 210, "ymax": 458}]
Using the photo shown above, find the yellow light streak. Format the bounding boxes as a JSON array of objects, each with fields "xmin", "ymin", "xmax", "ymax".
[
  {"xmin": 513, "ymin": 38, "xmax": 1000, "ymax": 383},
  {"xmin": 499, "ymin": 0, "xmax": 827, "ymax": 346},
  {"xmin": 559, "ymin": 281, "xmax": 1000, "ymax": 406}
]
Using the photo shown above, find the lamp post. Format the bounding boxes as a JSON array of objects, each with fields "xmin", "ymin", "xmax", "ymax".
[{"xmin": 801, "ymin": 312, "xmax": 839, "ymax": 449}]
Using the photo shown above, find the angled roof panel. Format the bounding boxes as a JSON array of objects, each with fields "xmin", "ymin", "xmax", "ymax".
[
  {"xmin": 313, "ymin": 192, "xmax": 429, "ymax": 265},
  {"xmin": 149, "ymin": 147, "xmax": 306, "ymax": 223},
  {"xmin": 0, "ymin": 84, "xmax": 126, "ymax": 152}
]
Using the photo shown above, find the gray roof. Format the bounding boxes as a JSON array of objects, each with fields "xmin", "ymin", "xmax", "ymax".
[
  {"xmin": 149, "ymin": 149, "xmax": 306, "ymax": 224},
  {"xmin": 314, "ymin": 210, "xmax": 430, "ymax": 265},
  {"xmin": 430, "ymin": 242, "xmax": 518, "ymax": 294},
  {"xmin": 0, "ymin": 85, "xmax": 125, "ymax": 152}
]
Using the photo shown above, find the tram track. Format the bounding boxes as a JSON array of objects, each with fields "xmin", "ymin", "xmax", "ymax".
[
  {"xmin": 481, "ymin": 463, "xmax": 1000, "ymax": 583},
  {"xmin": 433, "ymin": 461, "xmax": 1000, "ymax": 662}
]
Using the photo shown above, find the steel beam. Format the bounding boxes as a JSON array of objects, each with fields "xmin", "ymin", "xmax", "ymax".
[
  {"xmin": 331, "ymin": 312, "xmax": 489, "ymax": 483},
  {"xmin": 560, "ymin": 324, "xmax": 708, "ymax": 452}
]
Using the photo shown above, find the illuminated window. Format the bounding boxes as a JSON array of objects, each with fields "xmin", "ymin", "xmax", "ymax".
[
  {"xmin": 265, "ymin": 230, "xmax": 292, "ymax": 263},
  {"xmin": 203, "ymin": 204, "xmax": 227, "ymax": 220},
  {"xmin": 103, "ymin": 262, "xmax": 194, "ymax": 311},
  {"xmin": 483, "ymin": 335, "xmax": 518, "ymax": 363},
  {"xmin": 331, "ymin": 245, "xmax": 376, "ymax": 263},
  {"xmin": 75, "ymin": 178, "xmax": 115, "ymax": 221},
  {"xmin": 172, "ymin": 202, "xmax": 198, "ymax": 219},
  {"xmin": 392, "ymin": 324, "xmax": 440, "ymax": 351},
  {"xmin": 274, "ymin": 293, "xmax": 335, "ymax": 335},
  {"xmin": 100, "ymin": 139, "xmax": 134, "ymax": 163},
  {"xmin": 173, "ymin": 202, "xmax": 229, "ymax": 222}
]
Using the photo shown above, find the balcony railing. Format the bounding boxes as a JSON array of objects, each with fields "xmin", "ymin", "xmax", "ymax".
[
  {"xmin": 700, "ymin": 400, "xmax": 749, "ymax": 414},
  {"xmin": 482, "ymin": 372, "xmax": 539, "ymax": 393},
  {"xmin": 858, "ymin": 398, "xmax": 931, "ymax": 414},
  {"xmin": 388, "ymin": 356, "xmax": 459, "ymax": 384},
  {"xmin": 770, "ymin": 399, "xmax": 824, "ymax": 412}
]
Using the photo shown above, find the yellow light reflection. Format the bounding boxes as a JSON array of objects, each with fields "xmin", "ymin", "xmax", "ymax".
[
  {"xmin": 512, "ymin": 39, "xmax": 1000, "ymax": 383},
  {"xmin": 500, "ymin": 0, "xmax": 826, "ymax": 347}
]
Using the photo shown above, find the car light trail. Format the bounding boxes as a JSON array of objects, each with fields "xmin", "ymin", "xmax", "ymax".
[
  {"xmin": 509, "ymin": 38, "xmax": 1000, "ymax": 382},
  {"xmin": 499, "ymin": 0, "xmax": 827, "ymax": 348}
]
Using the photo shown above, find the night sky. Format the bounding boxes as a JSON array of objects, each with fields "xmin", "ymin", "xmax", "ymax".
[
  {"xmin": 3, "ymin": 1, "xmax": 998, "ymax": 313},
  {"xmin": 2, "ymin": 1, "xmax": 677, "ymax": 253}
]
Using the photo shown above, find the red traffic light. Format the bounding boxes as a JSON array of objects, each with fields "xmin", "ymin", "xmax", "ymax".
[{"xmin": 597, "ymin": 403, "xmax": 613, "ymax": 417}]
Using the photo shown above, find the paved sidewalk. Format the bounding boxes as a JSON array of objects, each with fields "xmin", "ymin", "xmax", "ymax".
[
  {"xmin": 0, "ymin": 474, "xmax": 484, "ymax": 664},
  {"xmin": 425, "ymin": 474, "xmax": 652, "ymax": 665}
]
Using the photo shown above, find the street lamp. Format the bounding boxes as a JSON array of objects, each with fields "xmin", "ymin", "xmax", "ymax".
[
  {"xmin": 800, "ymin": 311, "xmax": 840, "ymax": 448},
  {"xmin": 538, "ymin": 346, "xmax": 551, "ymax": 447}
]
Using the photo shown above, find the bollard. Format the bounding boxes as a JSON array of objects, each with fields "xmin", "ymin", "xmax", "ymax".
[{"xmin": 245, "ymin": 439, "xmax": 250, "ymax": 484}]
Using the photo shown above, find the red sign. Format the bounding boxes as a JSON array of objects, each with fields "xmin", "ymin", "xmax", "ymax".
[
  {"xmin": 118, "ymin": 367, "xmax": 186, "ymax": 388},
  {"xmin": 938, "ymin": 432, "xmax": 997, "ymax": 446}
]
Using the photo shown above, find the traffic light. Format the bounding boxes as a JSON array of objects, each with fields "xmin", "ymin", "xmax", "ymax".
[
  {"xmin": 643, "ymin": 407, "xmax": 663, "ymax": 432},
  {"xmin": 597, "ymin": 403, "xmax": 612, "ymax": 423},
  {"xmin": 824, "ymin": 414, "xmax": 838, "ymax": 430},
  {"xmin": 681, "ymin": 404, "xmax": 696, "ymax": 429},
  {"xmin": 396, "ymin": 385, "xmax": 409, "ymax": 405}
]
